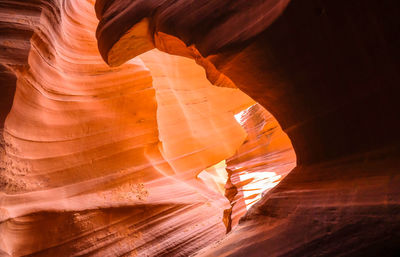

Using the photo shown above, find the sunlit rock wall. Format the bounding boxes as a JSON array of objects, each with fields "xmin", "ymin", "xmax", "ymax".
[{"xmin": 0, "ymin": 0, "xmax": 257, "ymax": 256}]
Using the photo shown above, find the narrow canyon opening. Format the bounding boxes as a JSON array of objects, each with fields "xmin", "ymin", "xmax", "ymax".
[{"xmin": 136, "ymin": 47, "xmax": 296, "ymax": 235}]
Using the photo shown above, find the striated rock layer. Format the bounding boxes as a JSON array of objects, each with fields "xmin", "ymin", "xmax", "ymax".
[
  {"xmin": 96, "ymin": 0, "xmax": 400, "ymax": 256},
  {"xmin": 0, "ymin": 0, "xmax": 288, "ymax": 256}
]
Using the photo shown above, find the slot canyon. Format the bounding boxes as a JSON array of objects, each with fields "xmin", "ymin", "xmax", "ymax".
[{"xmin": 0, "ymin": 0, "xmax": 399, "ymax": 256}]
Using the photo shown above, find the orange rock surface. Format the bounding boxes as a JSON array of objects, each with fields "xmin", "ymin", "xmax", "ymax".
[
  {"xmin": 1, "ymin": 0, "xmax": 400, "ymax": 256},
  {"xmin": 0, "ymin": 0, "xmax": 296, "ymax": 256}
]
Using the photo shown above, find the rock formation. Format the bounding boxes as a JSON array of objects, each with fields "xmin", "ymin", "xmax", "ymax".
[
  {"xmin": 1, "ymin": 0, "xmax": 400, "ymax": 256},
  {"xmin": 0, "ymin": 0, "xmax": 295, "ymax": 256}
]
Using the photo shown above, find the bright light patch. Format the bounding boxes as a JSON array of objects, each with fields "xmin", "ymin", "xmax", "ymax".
[
  {"xmin": 234, "ymin": 109, "xmax": 247, "ymax": 124},
  {"xmin": 239, "ymin": 171, "xmax": 281, "ymax": 210}
]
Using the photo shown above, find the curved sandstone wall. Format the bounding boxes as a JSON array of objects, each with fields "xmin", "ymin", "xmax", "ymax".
[{"xmin": 0, "ymin": 0, "xmax": 286, "ymax": 256}]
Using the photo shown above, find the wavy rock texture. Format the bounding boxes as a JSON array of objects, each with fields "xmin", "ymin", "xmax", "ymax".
[
  {"xmin": 0, "ymin": 0, "xmax": 287, "ymax": 256},
  {"xmin": 96, "ymin": 0, "xmax": 400, "ymax": 256}
]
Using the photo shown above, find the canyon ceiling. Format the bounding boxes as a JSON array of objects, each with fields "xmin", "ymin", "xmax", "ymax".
[{"xmin": 0, "ymin": 0, "xmax": 400, "ymax": 257}]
